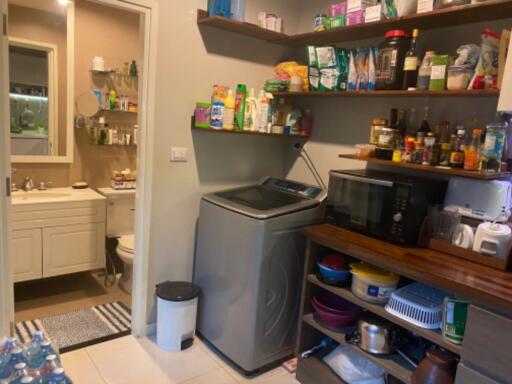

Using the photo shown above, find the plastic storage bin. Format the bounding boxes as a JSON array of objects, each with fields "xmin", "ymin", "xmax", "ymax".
[
  {"xmin": 350, "ymin": 262, "xmax": 400, "ymax": 304},
  {"xmin": 156, "ymin": 281, "xmax": 201, "ymax": 352}
]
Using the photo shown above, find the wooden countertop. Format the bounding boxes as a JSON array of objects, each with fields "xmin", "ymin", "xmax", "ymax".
[{"xmin": 303, "ymin": 224, "xmax": 512, "ymax": 315}]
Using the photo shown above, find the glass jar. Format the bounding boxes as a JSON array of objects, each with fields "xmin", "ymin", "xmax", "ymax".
[
  {"xmin": 370, "ymin": 118, "xmax": 389, "ymax": 145},
  {"xmin": 481, "ymin": 122, "xmax": 507, "ymax": 172},
  {"xmin": 377, "ymin": 128, "xmax": 399, "ymax": 149},
  {"xmin": 417, "ymin": 51, "xmax": 436, "ymax": 90}
]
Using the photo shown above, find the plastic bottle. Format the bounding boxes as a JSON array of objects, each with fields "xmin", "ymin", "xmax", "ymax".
[
  {"xmin": 38, "ymin": 355, "xmax": 60, "ymax": 378},
  {"xmin": 481, "ymin": 122, "xmax": 507, "ymax": 172},
  {"xmin": 464, "ymin": 129, "xmax": 482, "ymax": 171},
  {"xmin": 8, "ymin": 362, "xmax": 29, "ymax": 383},
  {"xmin": 243, "ymin": 88, "xmax": 258, "ymax": 131},
  {"xmin": 208, "ymin": 0, "xmax": 230, "ymax": 17},
  {"xmin": 109, "ymin": 90, "xmax": 116, "ymax": 111},
  {"xmin": 234, "ymin": 84, "xmax": 247, "ymax": 131},
  {"xmin": 230, "ymin": 0, "xmax": 246, "ymax": 21},
  {"xmin": 450, "ymin": 129, "xmax": 466, "ymax": 168},
  {"xmin": 24, "ymin": 332, "xmax": 45, "ymax": 368},
  {"xmin": 301, "ymin": 109, "xmax": 313, "ymax": 137},
  {"xmin": 0, "ymin": 348, "xmax": 27, "ymax": 380},
  {"xmin": 210, "ymin": 101, "xmax": 225, "ymax": 130},
  {"xmin": 417, "ymin": 51, "xmax": 436, "ymax": 90},
  {"xmin": 223, "ymin": 89, "xmax": 235, "ymax": 130},
  {"xmin": 28, "ymin": 341, "xmax": 58, "ymax": 373},
  {"xmin": 257, "ymin": 90, "xmax": 269, "ymax": 133}
]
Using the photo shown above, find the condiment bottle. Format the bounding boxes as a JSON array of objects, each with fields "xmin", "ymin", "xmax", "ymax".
[
  {"xmin": 464, "ymin": 129, "xmax": 482, "ymax": 171},
  {"xmin": 481, "ymin": 122, "xmax": 507, "ymax": 172},
  {"xmin": 422, "ymin": 132, "xmax": 436, "ymax": 166},
  {"xmin": 450, "ymin": 129, "xmax": 466, "ymax": 168},
  {"xmin": 439, "ymin": 142, "xmax": 452, "ymax": 167},
  {"xmin": 417, "ymin": 51, "xmax": 436, "ymax": 90}
]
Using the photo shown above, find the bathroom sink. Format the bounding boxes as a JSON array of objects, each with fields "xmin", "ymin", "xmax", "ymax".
[{"xmin": 12, "ymin": 191, "xmax": 72, "ymax": 201}]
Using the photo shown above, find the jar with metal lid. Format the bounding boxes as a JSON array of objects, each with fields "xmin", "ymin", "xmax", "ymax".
[
  {"xmin": 376, "ymin": 30, "xmax": 412, "ymax": 90},
  {"xmin": 370, "ymin": 118, "xmax": 388, "ymax": 145},
  {"xmin": 377, "ymin": 127, "xmax": 399, "ymax": 149}
]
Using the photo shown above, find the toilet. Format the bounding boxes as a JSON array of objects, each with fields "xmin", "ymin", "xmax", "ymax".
[{"xmin": 98, "ymin": 188, "xmax": 136, "ymax": 294}]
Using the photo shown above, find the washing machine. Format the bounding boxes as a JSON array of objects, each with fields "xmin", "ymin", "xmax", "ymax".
[{"xmin": 193, "ymin": 177, "xmax": 326, "ymax": 373}]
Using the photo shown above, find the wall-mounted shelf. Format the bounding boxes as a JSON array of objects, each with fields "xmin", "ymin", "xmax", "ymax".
[
  {"xmin": 197, "ymin": 9, "xmax": 288, "ymax": 43},
  {"xmin": 274, "ymin": 90, "xmax": 499, "ymax": 98},
  {"xmin": 339, "ymin": 154, "xmax": 511, "ymax": 180},
  {"xmin": 100, "ymin": 109, "xmax": 138, "ymax": 115},
  {"xmin": 90, "ymin": 70, "xmax": 138, "ymax": 79},
  {"xmin": 308, "ymin": 274, "xmax": 462, "ymax": 355},
  {"xmin": 303, "ymin": 314, "xmax": 414, "ymax": 383},
  {"xmin": 192, "ymin": 126, "xmax": 309, "ymax": 139},
  {"xmin": 197, "ymin": 0, "xmax": 512, "ymax": 46}
]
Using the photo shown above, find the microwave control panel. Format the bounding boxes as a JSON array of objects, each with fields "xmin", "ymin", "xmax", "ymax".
[{"xmin": 390, "ymin": 186, "xmax": 410, "ymax": 237}]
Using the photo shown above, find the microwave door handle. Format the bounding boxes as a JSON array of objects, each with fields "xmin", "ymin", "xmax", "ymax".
[{"xmin": 330, "ymin": 172, "xmax": 393, "ymax": 187}]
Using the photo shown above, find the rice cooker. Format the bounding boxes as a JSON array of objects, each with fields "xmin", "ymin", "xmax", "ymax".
[{"xmin": 473, "ymin": 222, "xmax": 512, "ymax": 259}]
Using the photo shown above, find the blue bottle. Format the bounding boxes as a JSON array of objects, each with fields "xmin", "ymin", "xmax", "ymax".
[
  {"xmin": 28, "ymin": 341, "xmax": 59, "ymax": 372},
  {"xmin": 208, "ymin": 0, "xmax": 231, "ymax": 18},
  {"xmin": 230, "ymin": 0, "xmax": 246, "ymax": 21},
  {"xmin": 0, "ymin": 337, "xmax": 18, "ymax": 367},
  {"xmin": 7, "ymin": 362, "xmax": 29, "ymax": 383},
  {"xmin": 0, "ymin": 348, "xmax": 27, "ymax": 380},
  {"xmin": 24, "ymin": 331, "xmax": 45, "ymax": 367}
]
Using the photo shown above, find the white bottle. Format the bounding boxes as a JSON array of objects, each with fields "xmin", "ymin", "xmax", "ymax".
[
  {"xmin": 244, "ymin": 88, "xmax": 258, "ymax": 131},
  {"xmin": 257, "ymin": 90, "xmax": 269, "ymax": 133}
]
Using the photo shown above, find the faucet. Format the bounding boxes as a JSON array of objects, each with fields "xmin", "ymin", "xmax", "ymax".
[
  {"xmin": 10, "ymin": 168, "xmax": 18, "ymax": 192},
  {"xmin": 22, "ymin": 177, "xmax": 34, "ymax": 192}
]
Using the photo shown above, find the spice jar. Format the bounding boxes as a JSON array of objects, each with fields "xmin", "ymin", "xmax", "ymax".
[
  {"xmin": 370, "ymin": 118, "xmax": 388, "ymax": 145},
  {"xmin": 377, "ymin": 128, "xmax": 399, "ymax": 149}
]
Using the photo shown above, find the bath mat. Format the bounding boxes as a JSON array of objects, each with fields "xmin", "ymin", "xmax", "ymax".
[{"xmin": 15, "ymin": 301, "xmax": 131, "ymax": 353}]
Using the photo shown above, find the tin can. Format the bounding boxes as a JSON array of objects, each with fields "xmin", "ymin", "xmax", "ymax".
[
  {"xmin": 314, "ymin": 14, "xmax": 328, "ymax": 32},
  {"xmin": 442, "ymin": 297, "xmax": 469, "ymax": 345}
]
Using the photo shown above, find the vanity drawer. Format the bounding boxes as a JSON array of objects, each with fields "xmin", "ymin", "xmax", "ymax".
[
  {"xmin": 461, "ymin": 305, "xmax": 512, "ymax": 383},
  {"xmin": 456, "ymin": 364, "xmax": 501, "ymax": 384},
  {"xmin": 12, "ymin": 200, "xmax": 106, "ymax": 230}
]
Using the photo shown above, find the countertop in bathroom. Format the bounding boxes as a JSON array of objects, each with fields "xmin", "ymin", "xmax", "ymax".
[{"xmin": 11, "ymin": 187, "xmax": 106, "ymax": 206}]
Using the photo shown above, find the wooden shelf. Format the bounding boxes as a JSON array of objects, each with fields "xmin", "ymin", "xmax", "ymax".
[
  {"xmin": 303, "ymin": 225, "xmax": 512, "ymax": 315},
  {"xmin": 339, "ymin": 154, "xmax": 511, "ymax": 180},
  {"xmin": 303, "ymin": 314, "xmax": 414, "ymax": 383},
  {"xmin": 197, "ymin": 1, "xmax": 512, "ymax": 46},
  {"xmin": 197, "ymin": 9, "xmax": 288, "ymax": 43},
  {"xmin": 296, "ymin": 355, "xmax": 345, "ymax": 384},
  {"xmin": 191, "ymin": 126, "xmax": 310, "ymax": 139},
  {"xmin": 308, "ymin": 274, "xmax": 462, "ymax": 355},
  {"xmin": 284, "ymin": 0, "xmax": 512, "ymax": 46},
  {"xmin": 100, "ymin": 109, "xmax": 138, "ymax": 115},
  {"xmin": 90, "ymin": 70, "xmax": 137, "ymax": 78},
  {"xmin": 273, "ymin": 90, "xmax": 499, "ymax": 98}
]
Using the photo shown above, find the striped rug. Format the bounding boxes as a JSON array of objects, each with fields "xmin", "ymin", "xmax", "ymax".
[{"xmin": 15, "ymin": 301, "xmax": 131, "ymax": 353}]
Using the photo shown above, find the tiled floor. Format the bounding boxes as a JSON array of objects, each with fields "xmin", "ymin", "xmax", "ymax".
[
  {"xmin": 15, "ymin": 271, "xmax": 131, "ymax": 322},
  {"xmin": 61, "ymin": 335, "xmax": 299, "ymax": 384}
]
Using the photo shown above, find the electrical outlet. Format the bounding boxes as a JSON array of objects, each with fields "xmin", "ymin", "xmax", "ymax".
[{"xmin": 170, "ymin": 147, "xmax": 188, "ymax": 162}]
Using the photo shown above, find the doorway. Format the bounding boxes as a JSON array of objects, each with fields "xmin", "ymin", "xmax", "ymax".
[{"xmin": 0, "ymin": 0, "xmax": 157, "ymax": 343}]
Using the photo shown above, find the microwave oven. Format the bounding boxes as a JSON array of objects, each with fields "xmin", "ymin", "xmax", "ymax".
[{"xmin": 326, "ymin": 169, "xmax": 447, "ymax": 244}]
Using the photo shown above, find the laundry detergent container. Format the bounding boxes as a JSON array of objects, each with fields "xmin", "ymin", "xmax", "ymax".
[{"xmin": 156, "ymin": 281, "xmax": 201, "ymax": 352}]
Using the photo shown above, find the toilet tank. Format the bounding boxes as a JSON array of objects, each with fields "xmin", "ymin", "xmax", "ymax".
[{"xmin": 97, "ymin": 188, "xmax": 135, "ymax": 237}]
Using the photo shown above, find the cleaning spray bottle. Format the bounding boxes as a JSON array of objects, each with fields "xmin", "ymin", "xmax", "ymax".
[
  {"xmin": 223, "ymin": 89, "xmax": 235, "ymax": 130},
  {"xmin": 257, "ymin": 90, "xmax": 269, "ymax": 133},
  {"xmin": 234, "ymin": 84, "xmax": 247, "ymax": 131},
  {"xmin": 243, "ymin": 88, "xmax": 258, "ymax": 131}
]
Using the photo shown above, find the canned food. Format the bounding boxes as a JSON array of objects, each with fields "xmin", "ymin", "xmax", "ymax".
[{"xmin": 442, "ymin": 297, "xmax": 469, "ymax": 345}]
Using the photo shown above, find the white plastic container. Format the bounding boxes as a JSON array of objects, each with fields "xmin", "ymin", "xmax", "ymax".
[
  {"xmin": 92, "ymin": 56, "xmax": 105, "ymax": 71},
  {"xmin": 156, "ymin": 281, "xmax": 200, "ymax": 352},
  {"xmin": 350, "ymin": 262, "xmax": 400, "ymax": 304}
]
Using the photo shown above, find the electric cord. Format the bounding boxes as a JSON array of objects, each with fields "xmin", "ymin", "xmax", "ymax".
[
  {"xmin": 103, "ymin": 246, "xmax": 117, "ymax": 288},
  {"xmin": 294, "ymin": 143, "xmax": 326, "ymax": 189}
]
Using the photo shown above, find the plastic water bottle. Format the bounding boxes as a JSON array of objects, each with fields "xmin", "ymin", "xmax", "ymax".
[
  {"xmin": 0, "ymin": 348, "xmax": 27, "ymax": 380},
  {"xmin": 207, "ymin": 0, "xmax": 230, "ymax": 17},
  {"xmin": 28, "ymin": 342, "xmax": 58, "ymax": 372},
  {"xmin": 7, "ymin": 362, "xmax": 29, "ymax": 383},
  {"xmin": 38, "ymin": 355, "xmax": 61, "ymax": 378},
  {"xmin": 0, "ymin": 338, "xmax": 18, "ymax": 369},
  {"xmin": 24, "ymin": 332, "xmax": 45, "ymax": 368},
  {"xmin": 44, "ymin": 368, "xmax": 73, "ymax": 384}
]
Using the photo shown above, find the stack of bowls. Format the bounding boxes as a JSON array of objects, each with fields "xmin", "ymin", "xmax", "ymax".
[
  {"xmin": 317, "ymin": 253, "xmax": 351, "ymax": 286},
  {"xmin": 311, "ymin": 290, "xmax": 361, "ymax": 329}
]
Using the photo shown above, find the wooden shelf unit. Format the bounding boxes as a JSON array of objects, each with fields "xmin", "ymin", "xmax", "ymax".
[
  {"xmin": 303, "ymin": 314, "xmax": 414, "ymax": 383},
  {"xmin": 197, "ymin": 9, "xmax": 288, "ymax": 42},
  {"xmin": 273, "ymin": 90, "xmax": 499, "ymax": 98},
  {"xmin": 308, "ymin": 274, "xmax": 462, "ymax": 355},
  {"xmin": 296, "ymin": 354, "xmax": 346, "ymax": 384},
  {"xmin": 191, "ymin": 126, "xmax": 310, "ymax": 139},
  {"xmin": 339, "ymin": 154, "xmax": 512, "ymax": 180},
  {"xmin": 197, "ymin": 1, "xmax": 512, "ymax": 45}
]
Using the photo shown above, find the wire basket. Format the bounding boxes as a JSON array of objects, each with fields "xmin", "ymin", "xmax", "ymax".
[{"xmin": 385, "ymin": 283, "xmax": 448, "ymax": 329}]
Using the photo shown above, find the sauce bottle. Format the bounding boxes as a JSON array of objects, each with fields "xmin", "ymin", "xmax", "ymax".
[{"xmin": 464, "ymin": 129, "xmax": 482, "ymax": 171}]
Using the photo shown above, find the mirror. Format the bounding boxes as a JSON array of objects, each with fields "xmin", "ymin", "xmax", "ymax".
[
  {"xmin": 8, "ymin": 0, "xmax": 74, "ymax": 163},
  {"xmin": 76, "ymin": 91, "xmax": 100, "ymax": 118}
]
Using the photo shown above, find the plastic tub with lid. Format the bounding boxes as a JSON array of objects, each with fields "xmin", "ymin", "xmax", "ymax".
[
  {"xmin": 376, "ymin": 30, "xmax": 411, "ymax": 90},
  {"xmin": 350, "ymin": 262, "xmax": 400, "ymax": 304}
]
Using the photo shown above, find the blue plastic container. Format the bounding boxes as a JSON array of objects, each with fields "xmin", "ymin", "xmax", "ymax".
[
  {"xmin": 317, "ymin": 261, "xmax": 351, "ymax": 286},
  {"xmin": 208, "ymin": 0, "xmax": 231, "ymax": 18}
]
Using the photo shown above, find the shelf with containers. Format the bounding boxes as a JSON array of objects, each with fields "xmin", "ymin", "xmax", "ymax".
[
  {"xmin": 296, "ymin": 224, "xmax": 512, "ymax": 384},
  {"xmin": 273, "ymin": 89, "xmax": 499, "ymax": 98},
  {"xmin": 191, "ymin": 126, "xmax": 310, "ymax": 139}
]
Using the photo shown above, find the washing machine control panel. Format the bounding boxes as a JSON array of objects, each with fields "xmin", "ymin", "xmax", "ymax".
[{"xmin": 263, "ymin": 178, "xmax": 323, "ymax": 199}]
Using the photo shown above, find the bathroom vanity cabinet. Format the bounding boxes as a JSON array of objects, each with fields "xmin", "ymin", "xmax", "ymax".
[{"xmin": 11, "ymin": 188, "xmax": 106, "ymax": 283}]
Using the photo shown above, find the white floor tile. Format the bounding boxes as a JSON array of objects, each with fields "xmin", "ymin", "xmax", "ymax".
[
  {"xmin": 182, "ymin": 368, "xmax": 237, "ymax": 384},
  {"xmin": 61, "ymin": 348, "xmax": 107, "ymax": 384}
]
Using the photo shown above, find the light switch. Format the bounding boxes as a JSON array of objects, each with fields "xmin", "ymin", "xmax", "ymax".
[{"xmin": 170, "ymin": 147, "xmax": 188, "ymax": 162}]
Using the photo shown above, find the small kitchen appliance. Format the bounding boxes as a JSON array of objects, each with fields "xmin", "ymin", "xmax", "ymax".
[
  {"xmin": 444, "ymin": 177, "xmax": 512, "ymax": 223},
  {"xmin": 472, "ymin": 222, "xmax": 512, "ymax": 259}
]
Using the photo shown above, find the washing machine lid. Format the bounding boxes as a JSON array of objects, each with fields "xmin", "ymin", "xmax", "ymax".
[
  {"xmin": 202, "ymin": 177, "xmax": 326, "ymax": 219},
  {"xmin": 118, "ymin": 234, "xmax": 134, "ymax": 253}
]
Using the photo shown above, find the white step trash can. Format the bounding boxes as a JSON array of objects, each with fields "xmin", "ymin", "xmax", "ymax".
[{"xmin": 156, "ymin": 281, "xmax": 201, "ymax": 352}]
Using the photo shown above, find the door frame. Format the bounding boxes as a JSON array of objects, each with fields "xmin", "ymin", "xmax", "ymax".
[
  {"xmin": 0, "ymin": 0, "xmax": 158, "ymax": 338},
  {"xmin": 0, "ymin": 0, "xmax": 15, "ymax": 337}
]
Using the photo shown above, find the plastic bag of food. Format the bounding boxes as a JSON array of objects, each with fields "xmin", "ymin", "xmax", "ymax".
[
  {"xmin": 453, "ymin": 44, "xmax": 480, "ymax": 69},
  {"xmin": 383, "ymin": 0, "xmax": 416, "ymax": 18},
  {"xmin": 468, "ymin": 29, "xmax": 501, "ymax": 90},
  {"xmin": 368, "ymin": 47, "xmax": 377, "ymax": 90},
  {"xmin": 356, "ymin": 48, "xmax": 369, "ymax": 90},
  {"xmin": 337, "ymin": 48, "xmax": 350, "ymax": 91},
  {"xmin": 323, "ymin": 345, "xmax": 386, "ymax": 383},
  {"xmin": 309, "ymin": 66, "xmax": 320, "ymax": 91},
  {"xmin": 316, "ymin": 46, "xmax": 338, "ymax": 69},
  {"xmin": 348, "ymin": 50, "xmax": 358, "ymax": 91}
]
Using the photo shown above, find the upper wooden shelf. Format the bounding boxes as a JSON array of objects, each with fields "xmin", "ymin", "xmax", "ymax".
[
  {"xmin": 197, "ymin": 9, "xmax": 288, "ymax": 43},
  {"xmin": 197, "ymin": 1, "xmax": 512, "ymax": 46},
  {"xmin": 303, "ymin": 224, "xmax": 512, "ymax": 315},
  {"xmin": 339, "ymin": 154, "xmax": 511, "ymax": 180},
  {"xmin": 191, "ymin": 126, "xmax": 309, "ymax": 139},
  {"xmin": 274, "ymin": 90, "xmax": 499, "ymax": 98}
]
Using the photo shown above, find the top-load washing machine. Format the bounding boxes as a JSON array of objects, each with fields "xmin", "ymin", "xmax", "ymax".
[{"xmin": 193, "ymin": 177, "xmax": 326, "ymax": 373}]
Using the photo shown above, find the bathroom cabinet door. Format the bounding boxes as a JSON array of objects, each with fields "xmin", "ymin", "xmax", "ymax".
[
  {"xmin": 42, "ymin": 223, "xmax": 105, "ymax": 278},
  {"xmin": 11, "ymin": 229, "xmax": 43, "ymax": 283}
]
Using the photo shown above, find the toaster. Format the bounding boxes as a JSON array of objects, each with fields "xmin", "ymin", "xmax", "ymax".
[{"xmin": 443, "ymin": 177, "xmax": 512, "ymax": 223}]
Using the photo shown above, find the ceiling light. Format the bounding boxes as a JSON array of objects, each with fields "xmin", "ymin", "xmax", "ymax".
[{"xmin": 57, "ymin": 0, "xmax": 69, "ymax": 6}]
